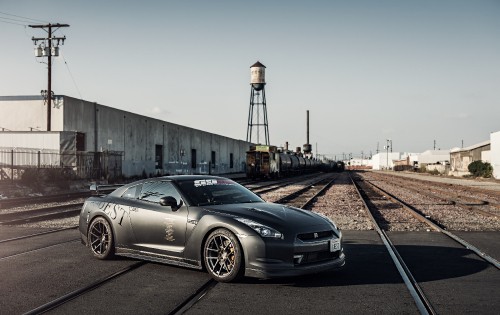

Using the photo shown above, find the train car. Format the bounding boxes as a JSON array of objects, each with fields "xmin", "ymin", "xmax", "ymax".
[
  {"xmin": 246, "ymin": 144, "xmax": 343, "ymax": 178},
  {"xmin": 246, "ymin": 145, "xmax": 279, "ymax": 179},
  {"xmin": 289, "ymin": 154, "xmax": 301, "ymax": 175},
  {"xmin": 278, "ymin": 153, "xmax": 293, "ymax": 176},
  {"xmin": 304, "ymin": 158, "xmax": 312, "ymax": 170}
]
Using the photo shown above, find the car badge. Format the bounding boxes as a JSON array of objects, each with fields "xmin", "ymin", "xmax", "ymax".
[{"xmin": 314, "ymin": 232, "xmax": 318, "ymax": 239}]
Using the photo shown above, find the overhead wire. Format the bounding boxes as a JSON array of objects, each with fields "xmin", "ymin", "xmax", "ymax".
[
  {"xmin": 0, "ymin": 11, "xmax": 48, "ymax": 23},
  {"xmin": 0, "ymin": 17, "xmax": 27, "ymax": 26},
  {"xmin": 60, "ymin": 51, "xmax": 84, "ymax": 101}
]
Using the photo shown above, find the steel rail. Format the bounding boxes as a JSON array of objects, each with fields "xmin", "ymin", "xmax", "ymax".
[
  {"xmin": 299, "ymin": 177, "xmax": 337, "ymax": 209},
  {"xmin": 350, "ymin": 173, "xmax": 436, "ymax": 315},
  {"xmin": 169, "ymin": 279, "xmax": 218, "ymax": 315},
  {"xmin": 0, "ymin": 207, "xmax": 81, "ymax": 225},
  {"xmin": 364, "ymin": 177, "xmax": 500, "ymax": 270},
  {"xmin": 0, "ymin": 202, "xmax": 84, "ymax": 222},
  {"xmin": 374, "ymin": 173, "xmax": 500, "ymax": 212},
  {"xmin": 0, "ymin": 191, "xmax": 90, "ymax": 208},
  {"xmin": 249, "ymin": 173, "xmax": 322, "ymax": 194},
  {"xmin": 274, "ymin": 174, "xmax": 336, "ymax": 204},
  {"xmin": 0, "ymin": 239, "xmax": 80, "ymax": 261},
  {"xmin": 23, "ymin": 261, "xmax": 147, "ymax": 314},
  {"xmin": 0, "ymin": 225, "xmax": 78, "ymax": 244},
  {"xmin": 369, "ymin": 176, "xmax": 500, "ymax": 217}
]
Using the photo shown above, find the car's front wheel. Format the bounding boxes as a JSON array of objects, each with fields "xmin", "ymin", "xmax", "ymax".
[
  {"xmin": 88, "ymin": 217, "xmax": 115, "ymax": 259},
  {"xmin": 204, "ymin": 228, "xmax": 243, "ymax": 282}
]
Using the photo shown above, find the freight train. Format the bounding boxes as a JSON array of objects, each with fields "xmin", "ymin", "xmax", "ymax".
[{"xmin": 246, "ymin": 145, "xmax": 344, "ymax": 179}]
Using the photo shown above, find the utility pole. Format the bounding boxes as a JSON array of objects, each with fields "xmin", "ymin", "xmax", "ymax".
[
  {"xmin": 386, "ymin": 139, "xmax": 391, "ymax": 169},
  {"xmin": 29, "ymin": 23, "xmax": 69, "ymax": 131}
]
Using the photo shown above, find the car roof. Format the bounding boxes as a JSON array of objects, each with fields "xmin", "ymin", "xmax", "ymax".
[{"xmin": 108, "ymin": 175, "xmax": 231, "ymax": 197}]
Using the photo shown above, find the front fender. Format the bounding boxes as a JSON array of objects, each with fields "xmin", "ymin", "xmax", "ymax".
[{"xmin": 182, "ymin": 214, "xmax": 257, "ymax": 266}]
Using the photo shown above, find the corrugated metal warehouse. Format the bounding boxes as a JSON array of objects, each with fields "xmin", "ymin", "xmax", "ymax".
[{"xmin": 0, "ymin": 95, "xmax": 251, "ymax": 179}]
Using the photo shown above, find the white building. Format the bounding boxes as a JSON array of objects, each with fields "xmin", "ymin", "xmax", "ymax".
[
  {"xmin": 490, "ymin": 131, "xmax": 500, "ymax": 180},
  {"xmin": 370, "ymin": 152, "xmax": 404, "ymax": 170},
  {"xmin": 418, "ymin": 150, "xmax": 450, "ymax": 166}
]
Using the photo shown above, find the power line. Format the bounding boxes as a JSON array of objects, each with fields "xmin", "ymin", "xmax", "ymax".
[
  {"xmin": 0, "ymin": 17, "xmax": 27, "ymax": 26},
  {"xmin": 61, "ymin": 51, "xmax": 84, "ymax": 101},
  {"xmin": 0, "ymin": 11, "xmax": 48, "ymax": 23}
]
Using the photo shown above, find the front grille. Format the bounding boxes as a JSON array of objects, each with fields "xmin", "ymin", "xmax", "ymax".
[
  {"xmin": 297, "ymin": 230, "xmax": 333, "ymax": 241},
  {"xmin": 294, "ymin": 250, "xmax": 340, "ymax": 265}
]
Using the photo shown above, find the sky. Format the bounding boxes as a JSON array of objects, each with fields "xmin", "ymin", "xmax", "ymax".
[{"xmin": 1, "ymin": 0, "xmax": 499, "ymax": 159}]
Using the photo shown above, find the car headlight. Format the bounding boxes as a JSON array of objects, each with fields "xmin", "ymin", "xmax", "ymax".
[{"xmin": 235, "ymin": 218, "xmax": 283, "ymax": 239}]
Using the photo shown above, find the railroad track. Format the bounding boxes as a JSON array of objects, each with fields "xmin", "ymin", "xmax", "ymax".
[
  {"xmin": 349, "ymin": 172, "xmax": 499, "ymax": 315},
  {"xmin": 0, "ymin": 226, "xmax": 78, "ymax": 244},
  {"xmin": 356, "ymin": 176, "xmax": 499, "ymax": 268},
  {"xmin": 274, "ymin": 176, "xmax": 337, "ymax": 208},
  {"xmin": 4, "ymin": 172, "xmax": 498, "ymax": 314},
  {"xmin": 0, "ymin": 191, "xmax": 90, "ymax": 209},
  {"xmin": 244, "ymin": 173, "xmax": 323, "ymax": 194},
  {"xmin": 370, "ymin": 172, "xmax": 500, "ymax": 215},
  {"xmin": 0, "ymin": 202, "xmax": 83, "ymax": 225}
]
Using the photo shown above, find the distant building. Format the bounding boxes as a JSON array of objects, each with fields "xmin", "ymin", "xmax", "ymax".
[
  {"xmin": 0, "ymin": 95, "xmax": 251, "ymax": 179},
  {"xmin": 371, "ymin": 150, "xmax": 452, "ymax": 172},
  {"xmin": 344, "ymin": 157, "xmax": 372, "ymax": 170},
  {"xmin": 491, "ymin": 131, "xmax": 500, "ymax": 180},
  {"xmin": 449, "ymin": 140, "xmax": 491, "ymax": 177},
  {"xmin": 370, "ymin": 152, "xmax": 406, "ymax": 170},
  {"xmin": 418, "ymin": 150, "xmax": 450, "ymax": 166}
]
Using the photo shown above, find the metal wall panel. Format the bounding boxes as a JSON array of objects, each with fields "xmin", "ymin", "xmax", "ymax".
[
  {"xmin": 1, "ymin": 96, "xmax": 252, "ymax": 177},
  {"xmin": 0, "ymin": 132, "xmax": 60, "ymax": 150}
]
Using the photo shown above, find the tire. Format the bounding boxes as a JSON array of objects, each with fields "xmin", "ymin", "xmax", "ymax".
[
  {"xmin": 204, "ymin": 228, "xmax": 243, "ymax": 282},
  {"xmin": 88, "ymin": 217, "xmax": 115, "ymax": 260}
]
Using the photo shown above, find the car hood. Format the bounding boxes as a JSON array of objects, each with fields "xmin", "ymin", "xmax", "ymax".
[{"xmin": 201, "ymin": 202, "xmax": 332, "ymax": 230}]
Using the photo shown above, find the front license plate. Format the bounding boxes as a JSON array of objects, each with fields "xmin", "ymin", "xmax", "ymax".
[{"xmin": 330, "ymin": 238, "xmax": 340, "ymax": 252}]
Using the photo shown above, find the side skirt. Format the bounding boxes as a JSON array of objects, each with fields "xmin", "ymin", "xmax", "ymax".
[{"xmin": 115, "ymin": 247, "xmax": 202, "ymax": 270}]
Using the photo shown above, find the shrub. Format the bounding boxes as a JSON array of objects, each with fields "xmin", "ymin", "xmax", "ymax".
[
  {"xmin": 468, "ymin": 160, "xmax": 493, "ymax": 178},
  {"xmin": 428, "ymin": 169, "xmax": 440, "ymax": 175},
  {"xmin": 417, "ymin": 166, "xmax": 427, "ymax": 173}
]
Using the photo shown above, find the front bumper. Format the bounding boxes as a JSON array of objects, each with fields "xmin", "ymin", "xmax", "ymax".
[
  {"xmin": 240, "ymin": 234, "xmax": 346, "ymax": 279},
  {"xmin": 245, "ymin": 251, "xmax": 345, "ymax": 278}
]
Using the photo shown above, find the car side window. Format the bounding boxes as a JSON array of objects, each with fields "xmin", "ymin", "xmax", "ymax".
[
  {"xmin": 139, "ymin": 181, "xmax": 181, "ymax": 204},
  {"xmin": 122, "ymin": 184, "xmax": 141, "ymax": 199}
]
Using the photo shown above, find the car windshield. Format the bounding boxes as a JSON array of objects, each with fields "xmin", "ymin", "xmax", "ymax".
[{"xmin": 176, "ymin": 178, "xmax": 264, "ymax": 206}]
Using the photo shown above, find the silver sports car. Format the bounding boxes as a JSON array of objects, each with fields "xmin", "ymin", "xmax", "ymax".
[{"xmin": 79, "ymin": 175, "xmax": 345, "ymax": 282}]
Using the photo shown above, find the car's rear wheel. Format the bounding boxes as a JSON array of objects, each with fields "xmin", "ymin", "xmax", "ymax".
[
  {"xmin": 88, "ymin": 217, "xmax": 115, "ymax": 259},
  {"xmin": 204, "ymin": 228, "xmax": 243, "ymax": 282}
]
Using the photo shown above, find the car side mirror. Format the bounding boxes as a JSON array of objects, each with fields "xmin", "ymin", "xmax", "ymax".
[{"xmin": 160, "ymin": 196, "xmax": 183, "ymax": 211}]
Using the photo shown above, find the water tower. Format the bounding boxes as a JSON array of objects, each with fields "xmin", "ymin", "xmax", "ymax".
[{"xmin": 246, "ymin": 61, "xmax": 270, "ymax": 145}]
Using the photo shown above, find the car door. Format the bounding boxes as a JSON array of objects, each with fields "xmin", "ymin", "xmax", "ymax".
[{"xmin": 128, "ymin": 180, "xmax": 188, "ymax": 256}]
